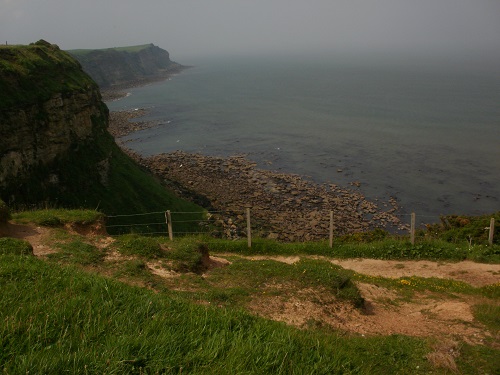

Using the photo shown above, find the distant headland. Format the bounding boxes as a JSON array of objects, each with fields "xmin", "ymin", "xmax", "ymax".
[{"xmin": 68, "ymin": 43, "xmax": 187, "ymax": 98}]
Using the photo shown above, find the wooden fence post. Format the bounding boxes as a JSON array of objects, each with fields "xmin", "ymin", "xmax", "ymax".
[
  {"xmin": 329, "ymin": 211, "xmax": 334, "ymax": 248},
  {"xmin": 489, "ymin": 218, "xmax": 495, "ymax": 245},
  {"xmin": 410, "ymin": 212, "xmax": 416, "ymax": 245},
  {"xmin": 246, "ymin": 206, "xmax": 252, "ymax": 248},
  {"xmin": 166, "ymin": 210, "xmax": 173, "ymax": 240}
]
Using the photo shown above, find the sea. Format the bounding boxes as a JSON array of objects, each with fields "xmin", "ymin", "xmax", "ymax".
[{"xmin": 106, "ymin": 55, "xmax": 500, "ymax": 222}]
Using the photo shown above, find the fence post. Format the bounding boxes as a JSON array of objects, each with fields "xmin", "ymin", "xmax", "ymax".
[
  {"xmin": 329, "ymin": 210, "xmax": 334, "ymax": 248},
  {"xmin": 246, "ymin": 206, "xmax": 252, "ymax": 248},
  {"xmin": 166, "ymin": 210, "xmax": 173, "ymax": 240},
  {"xmin": 410, "ymin": 212, "xmax": 416, "ymax": 245},
  {"xmin": 489, "ymin": 218, "xmax": 495, "ymax": 245}
]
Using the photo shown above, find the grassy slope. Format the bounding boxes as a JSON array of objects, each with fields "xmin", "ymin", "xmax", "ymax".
[
  {"xmin": 1, "ymin": 217, "xmax": 499, "ymax": 373},
  {"xmin": 0, "ymin": 254, "xmax": 433, "ymax": 374},
  {"xmin": 2, "ymin": 210, "xmax": 499, "ymax": 373}
]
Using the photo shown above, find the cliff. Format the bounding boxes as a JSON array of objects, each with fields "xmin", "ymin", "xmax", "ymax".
[
  {"xmin": 68, "ymin": 44, "xmax": 184, "ymax": 89},
  {"xmin": 0, "ymin": 40, "xmax": 202, "ymax": 219},
  {"xmin": 0, "ymin": 40, "xmax": 109, "ymax": 203}
]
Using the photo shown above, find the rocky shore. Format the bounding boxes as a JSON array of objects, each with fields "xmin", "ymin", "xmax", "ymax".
[
  {"xmin": 109, "ymin": 106, "xmax": 408, "ymax": 241},
  {"xmin": 108, "ymin": 109, "xmax": 160, "ymax": 138}
]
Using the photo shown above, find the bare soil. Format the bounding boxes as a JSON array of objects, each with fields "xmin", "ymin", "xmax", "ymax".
[{"xmin": 5, "ymin": 223, "xmax": 499, "ymax": 349}]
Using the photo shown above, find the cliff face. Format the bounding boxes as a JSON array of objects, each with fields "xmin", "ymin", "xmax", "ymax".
[
  {"xmin": 0, "ymin": 40, "xmax": 203, "ymax": 219},
  {"xmin": 0, "ymin": 40, "xmax": 109, "ymax": 205},
  {"xmin": 69, "ymin": 44, "xmax": 184, "ymax": 88}
]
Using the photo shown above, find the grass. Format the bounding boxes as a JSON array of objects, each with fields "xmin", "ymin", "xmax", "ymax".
[
  {"xmin": 473, "ymin": 304, "xmax": 500, "ymax": 333},
  {"xmin": 203, "ymin": 236, "xmax": 500, "ymax": 263},
  {"xmin": 12, "ymin": 209, "xmax": 104, "ymax": 227},
  {"xmin": 48, "ymin": 240, "xmax": 105, "ymax": 266},
  {"xmin": 112, "ymin": 235, "xmax": 206, "ymax": 273},
  {"xmin": 0, "ymin": 238, "xmax": 33, "ymax": 256},
  {"xmin": 0, "ymin": 254, "xmax": 437, "ymax": 374},
  {"xmin": 67, "ymin": 44, "xmax": 153, "ymax": 56},
  {"xmin": 0, "ymin": 41, "xmax": 96, "ymax": 109},
  {"xmin": 113, "ymin": 234, "xmax": 166, "ymax": 259},
  {"xmin": 1, "ymin": 209, "xmax": 499, "ymax": 373}
]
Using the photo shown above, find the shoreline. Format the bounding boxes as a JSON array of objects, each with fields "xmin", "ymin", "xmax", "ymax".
[
  {"xmin": 101, "ymin": 65, "xmax": 191, "ymax": 102},
  {"xmin": 107, "ymin": 103, "xmax": 409, "ymax": 240}
]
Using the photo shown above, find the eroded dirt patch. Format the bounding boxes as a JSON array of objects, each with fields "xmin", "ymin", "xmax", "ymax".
[
  {"xmin": 248, "ymin": 281, "xmax": 491, "ymax": 345},
  {"xmin": 329, "ymin": 258, "xmax": 500, "ymax": 287},
  {"xmin": 7, "ymin": 224, "xmax": 499, "ymax": 347},
  {"xmin": 6, "ymin": 223, "xmax": 56, "ymax": 256}
]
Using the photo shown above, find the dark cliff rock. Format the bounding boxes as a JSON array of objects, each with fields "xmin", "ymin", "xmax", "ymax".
[
  {"xmin": 68, "ymin": 44, "xmax": 184, "ymax": 89},
  {"xmin": 0, "ymin": 40, "xmax": 202, "ymax": 219},
  {"xmin": 0, "ymin": 40, "xmax": 109, "ymax": 204}
]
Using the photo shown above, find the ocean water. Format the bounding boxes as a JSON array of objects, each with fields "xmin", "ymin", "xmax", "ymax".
[{"xmin": 107, "ymin": 56, "xmax": 500, "ymax": 221}]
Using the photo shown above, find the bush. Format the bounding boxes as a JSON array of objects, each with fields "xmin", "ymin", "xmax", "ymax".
[{"xmin": 425, "ymin": 212, "xmax": 499, "ymax": 244}]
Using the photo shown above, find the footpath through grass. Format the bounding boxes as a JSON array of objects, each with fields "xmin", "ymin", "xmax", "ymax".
[
  {"xmin": 2, "ymin": 209, "xmax": 499, "ymax": 373},
  {"xmin": 1, "ymin": 253, "xmax": 436, "ymax": 374}
]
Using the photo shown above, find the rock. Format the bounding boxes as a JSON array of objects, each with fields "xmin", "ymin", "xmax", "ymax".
[{"xmin": 123, "ymin": 149, "xmax": 405, "ymax": 241}]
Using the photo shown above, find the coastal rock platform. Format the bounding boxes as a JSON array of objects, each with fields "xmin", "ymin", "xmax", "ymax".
[
  {"xmin": 110, "ymin": 109, "xmax": 408, "ymax": 241},
  {"xmin": 133, "ymin": 150, "xmax": 408, "ymax": 241}
]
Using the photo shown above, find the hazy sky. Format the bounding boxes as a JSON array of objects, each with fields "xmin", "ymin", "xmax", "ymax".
[{"xmin": 1, "ymin": 0, "xmax": 500, "ymax": 63}]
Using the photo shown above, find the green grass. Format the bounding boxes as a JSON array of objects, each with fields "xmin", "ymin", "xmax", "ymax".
[
  {"xmin": 473, "ymin": 304, "xmax": 500, "ymax": 333},
  {"xmin": 1, "ymin": 218, "xmax": 499, "ymax": 373},
  {"xmin": 0, "ymin": 238, "xmax": 33, "ymax": 255},
  {"xmin": 200, "ymin": 257, "xmax": 363, "ymax": 308},
  {"xmin": 48, "ymin": 240, "xmax": 105, "ymax": 266},
  {"xmin": 203, "ymin": 236, "xmax": 500, "ymax": 263},
  {"xmin": 67, "ymin": 44, "xmax": 152, "ymax": 56},
  {"xmin": 112, "ymin": 235, "xmax": 207, "ymax": 273},
  {"xmin": 425, "ymin": 212, "xmax": 500, "ymax": 245},
  {"xmin": 113, "ymin": 234, "xmax": 166, "ymax": 259},
  {"xmin": 0, "ymin": 41, "xmax": 97, "ymax": 109},
  {"xmin": 0, "ymin": 254, "xmax": 438, "ymax": 374},
  {"xmin": 12, "ymin": 209, "xmax": 104, "ymax": 227}
]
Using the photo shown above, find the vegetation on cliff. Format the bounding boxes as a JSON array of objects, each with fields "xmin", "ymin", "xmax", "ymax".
[
  {"xmin": 0, "ymin": 41, "xmax": 204, "ymax": 227},
  {"xmin": 0, "ymin": 40, "xmax": 96, "ymax": 109}
]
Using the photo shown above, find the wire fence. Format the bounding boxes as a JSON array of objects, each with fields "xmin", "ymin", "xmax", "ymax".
[{"xmin": 106, "ymin": 208, "xmax": 497, "ymax": 247}]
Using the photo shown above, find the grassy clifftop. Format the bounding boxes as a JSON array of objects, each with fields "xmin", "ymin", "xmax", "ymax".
[
  {"xmin": 0, "ymin": 40, "xmax": 96, "ymax": 109},
  {"xmin": 68, "ymin": 44, "xmax": 154, "ymax": 55}
]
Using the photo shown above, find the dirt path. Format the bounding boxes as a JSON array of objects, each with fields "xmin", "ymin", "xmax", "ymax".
[
  {"xmin": 330, "ymin": 258, "xmax": 500, "ymax": 287},
  {"xmin": 6, "ymin": 223, "xmax": 57, "ymax": 256},
  {"xmin": 237, "ymin": 254, "xmax": 500, "ymax": 287},
  {"xmin": 5, "ymin": 224, "xmax": 499, "ymax": 352}
]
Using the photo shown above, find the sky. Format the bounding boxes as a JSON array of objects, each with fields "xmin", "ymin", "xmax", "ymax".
[{"xmin": 1, "ymin": 0, "xmax": 500, "ymax": 64}]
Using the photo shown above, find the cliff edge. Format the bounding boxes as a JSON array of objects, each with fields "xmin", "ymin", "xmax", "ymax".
[
  {"xmin": 68, "ymin": 43, "xmax": 184, "ymax": 89},
  {"xmin": 0, "ymin": 40, "xmax": 202, "ymax": 218}
]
